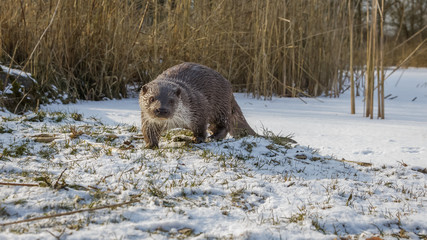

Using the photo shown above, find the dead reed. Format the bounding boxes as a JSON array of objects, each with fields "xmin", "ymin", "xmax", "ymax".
[{"xmin": 0, "ymin": 0, "xmax": 425, "ymax": 105}]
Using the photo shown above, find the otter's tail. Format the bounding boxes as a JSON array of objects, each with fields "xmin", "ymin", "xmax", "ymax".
[{"xmin": 230, "ymin": 95, "xmax": 256, "ymax": 138}]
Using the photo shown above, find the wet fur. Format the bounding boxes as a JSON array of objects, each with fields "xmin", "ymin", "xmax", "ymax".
[{"xmin": 139, "ymin": 62, "xmax": 255, "ymax": 148}]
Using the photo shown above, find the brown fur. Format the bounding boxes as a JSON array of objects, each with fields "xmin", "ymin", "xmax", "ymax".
[{"xmin": 139, "ymin": 62, "xmax": 256, "ymax": 148}]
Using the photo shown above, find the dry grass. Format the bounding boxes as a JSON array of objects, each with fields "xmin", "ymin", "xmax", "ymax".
[
  {"xmin": 0, "ymin": 0, "xmax": 425, "ymax": 104},
  {"xmin": 1, "ymin": 0, "xmax": 145, "ymax": 101}
]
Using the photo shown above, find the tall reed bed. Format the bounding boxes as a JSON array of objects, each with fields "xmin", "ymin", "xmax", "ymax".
[
  {"xmin": 0, "ymin": 0, "xmax": 355, "ymax": 101},
  {"xmin": 144, "ymin": 0, "xmax": 354, "ymax": 98},
  {"xmin": 1, "ymin": 0, "xmax": 145, "ymax": 101},
  {"xmin": 0, "ymin": 0, "xmax": 423, "ymax": 107}
]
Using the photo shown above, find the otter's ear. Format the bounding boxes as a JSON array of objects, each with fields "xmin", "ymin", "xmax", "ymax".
[
  {"xmin": 141, "ymin": 85, "xmax": 148, "ymax": 95},
  {"xmin": 175, "ymin": 88, "xmax": 181, "ymax": 97}
]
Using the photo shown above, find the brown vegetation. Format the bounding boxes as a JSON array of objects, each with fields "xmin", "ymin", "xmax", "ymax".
[{"xmin": 0, "ymin": 0, "xmax": 425, "ymax": 113}]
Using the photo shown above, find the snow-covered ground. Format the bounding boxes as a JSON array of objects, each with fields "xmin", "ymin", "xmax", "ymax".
[
  {"xmin": 43, "ymin": 68, "xmax": 427, "ymax": 168},
  {"xmin": 0, "ymin": 67, "xmax": 426, "ymax": 239}
]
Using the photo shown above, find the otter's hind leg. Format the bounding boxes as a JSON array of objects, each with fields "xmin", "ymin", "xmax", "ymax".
[
  {"xmin": 209, "ymin": 115, "xmax": 230, "ymax": 140},
  {"xmin": 209, "ymin": 124, "xmax": 228, "ymax": 140}
]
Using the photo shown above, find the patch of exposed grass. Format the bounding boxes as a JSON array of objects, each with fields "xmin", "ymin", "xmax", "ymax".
[
  {"xmin": 262, "ymin": 128, "xmax": 296, "ymax": 148},
  {"xmin": 25, "ymin": 111, "xmax": 47, "ymax": 122},
  {"xmin": 2, "ymin": 141, "xmax": 30, "ymax": 158},
  {"xmin": 51, "ymin": 111, "xmax": 67, "ymax": 122},
  {"xmin": 0, "ymin": 205, "xmax": 10, "ymax": 218},
  {"xmin": 71, "ymin": 112, "xmax": 83, "ymax": 121},
  {"xmin": 0, "ymin": 125, "xmax": 13, "ymax": 133},
  {"xmin": 38, "ymin": 145, "xmax": 59, "ymax": 160}
]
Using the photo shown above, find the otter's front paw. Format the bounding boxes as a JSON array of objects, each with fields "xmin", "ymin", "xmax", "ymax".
[
  {"xmin": 145, "ymin": 142, "xmax": 159, "ymax": 149},
  {"xmin": 194, "ymin": 136, "xmax": 205, "ymax": 144}
]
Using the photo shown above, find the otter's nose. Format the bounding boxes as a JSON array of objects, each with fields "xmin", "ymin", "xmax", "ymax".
[{"xmin": 155, "ymin": 108, "xmax": 169, "ymax": 117}]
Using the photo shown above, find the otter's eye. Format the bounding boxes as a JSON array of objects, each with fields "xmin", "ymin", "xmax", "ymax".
[
  {"xmin": 149, "ymin": 97, "xmax": 155, "ymax": 103},
  {"xmin": 168, "ymin": 99, "xmax": 174, "ymax": 104}
]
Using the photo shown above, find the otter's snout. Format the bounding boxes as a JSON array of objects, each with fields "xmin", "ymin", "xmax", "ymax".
[{"xmin": 154, "ymin": 108, "xmax": 170, "ymax": 118}]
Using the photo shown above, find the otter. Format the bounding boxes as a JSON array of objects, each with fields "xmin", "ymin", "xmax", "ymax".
[{"xmin": 139, "ymin": 62, "xmax": 256, "ymax": 148}]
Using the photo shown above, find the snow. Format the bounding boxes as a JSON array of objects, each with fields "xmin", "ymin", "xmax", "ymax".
[
  {"xmin": 0, "ymin": 67, "xmax": 426, "ymax": 239},
  {"xmin": 0, "ymin": 64, "xmax": 37, "ymax": 96},
  {"xmin": 43, "ymin": 68, "xmax": 427, "ymax": 168},
  {"xmin": 0, "ymin": 65, "xmax": 37, "ymax": 83}
]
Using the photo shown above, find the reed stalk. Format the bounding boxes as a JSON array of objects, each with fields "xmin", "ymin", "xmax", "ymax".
[{"xmin": 0, "ymin": 0, "xmax": 424, "ymax": 111}]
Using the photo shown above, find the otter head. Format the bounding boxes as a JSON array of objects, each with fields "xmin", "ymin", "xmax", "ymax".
[{"xmin": 141, "ymin": 83, "xmax": 181, "ymax": 120}]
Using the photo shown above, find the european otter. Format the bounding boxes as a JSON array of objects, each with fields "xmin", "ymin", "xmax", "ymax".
[{"xmin": 139, "ymin": 62, "xmax": 256, "ymax": 148}]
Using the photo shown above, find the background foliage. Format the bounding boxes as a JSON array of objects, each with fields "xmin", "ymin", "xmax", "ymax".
[{"xmin": 0, "ymin": 0, "xmax": 426, "ymax": 110}]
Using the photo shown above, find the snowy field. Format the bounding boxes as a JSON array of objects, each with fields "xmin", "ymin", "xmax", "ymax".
[
  {"xmin": 43, "ymin": 68, "xmax": 427, "ymax": 168},
  {"xmin": 0, "ymin": 68, "xmax": 426, "ymax": 239}
]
